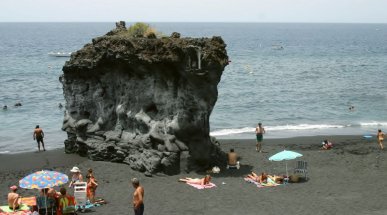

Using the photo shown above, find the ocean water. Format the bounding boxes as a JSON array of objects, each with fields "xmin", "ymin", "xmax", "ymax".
[{"xmin": 1, "ymin": 23, "xmax": 387, "ymax": 153}]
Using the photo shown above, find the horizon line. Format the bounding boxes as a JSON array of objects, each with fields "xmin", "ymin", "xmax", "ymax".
[{"xmin": 0, "ymin": 21, "xmax": 387, "ymax": 24}]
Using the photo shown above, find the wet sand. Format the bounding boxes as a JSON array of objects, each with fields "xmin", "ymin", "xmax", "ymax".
[{"xmin": 1, "ymin": 135, "xmax": 387, "ymax": 215}]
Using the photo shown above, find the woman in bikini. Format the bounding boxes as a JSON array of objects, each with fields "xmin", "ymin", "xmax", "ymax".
[
  {"xmin": 86, "ymin": 168, "xmax": 98, "ymax": 203},
  {"xmin": 247, "ymin": 172, "xmax": 267, "ymax": 183},
  {"xmin": 179, "ymin": 175, "xmax": 211, "ymax": 185}
]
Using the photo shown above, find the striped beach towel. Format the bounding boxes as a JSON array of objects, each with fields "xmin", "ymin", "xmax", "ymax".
[{"xmin": 244, "ymin": 177, "xmax": 280, "ymax": 188}]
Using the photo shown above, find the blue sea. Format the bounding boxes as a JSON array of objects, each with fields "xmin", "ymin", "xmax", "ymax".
[{"xmin": 1, "ymin": 23, "xmax": 387, "ymax": 153}]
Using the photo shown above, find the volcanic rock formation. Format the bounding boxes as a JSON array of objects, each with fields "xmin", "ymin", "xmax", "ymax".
[{"xmin": 61, "ymin": 22, "xmax": 229, "ymax": 176}]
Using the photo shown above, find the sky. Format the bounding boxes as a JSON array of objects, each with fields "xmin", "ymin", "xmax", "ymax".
[{"xmin": 1, "ymin": 0, "xmax": 387, "ymax": 23}]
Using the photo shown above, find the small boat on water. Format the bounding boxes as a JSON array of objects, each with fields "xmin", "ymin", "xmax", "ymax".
[
  {"xmin": 48, "ymin": 52, "xmax": 72, "ymax": 57},
  {"xmin": 272, "ymin": 45, "xmax": 284, "ymax": 50}
]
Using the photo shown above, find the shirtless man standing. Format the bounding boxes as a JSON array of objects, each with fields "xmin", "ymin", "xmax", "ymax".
[
  {"xmin": 255, "ymin": 122, "xmax": 266, "ymax": 152},
  {"xmin": 132, "ymin": 178, "xmax": 144, "ymax": 215},
  {"xmin": 377, "ymin": 129, "xmax": 385, "ymax": 150},
  {"xmin": 33, "ymin": 125, "xmax": 46, "ymax": 151},
  {"xmin": 8, "ymin": 185, "xmax": 21, "ymax": 211}
]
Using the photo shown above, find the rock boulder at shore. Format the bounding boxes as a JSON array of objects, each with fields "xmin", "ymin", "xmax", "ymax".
[{"xmin": 61, "ymin": 22, "xmax": 229, "ymax": 176}]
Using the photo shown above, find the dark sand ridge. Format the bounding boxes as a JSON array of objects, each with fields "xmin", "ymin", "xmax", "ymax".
[{"xmin": 1, "ymin": 135, "xmax": 387, "ymax": 215}]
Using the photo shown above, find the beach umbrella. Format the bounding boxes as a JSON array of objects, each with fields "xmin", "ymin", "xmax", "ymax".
[
  {"xmin": 19, "ymin": 170, "xmax": 68, "ymax": 215},
  {"xmin": 19, "ymin": 170, "xmax": 68, "ymax": 189},
  {"xmin": 269, "ymin": 150, "xmax": 303, "ymax": 177}
]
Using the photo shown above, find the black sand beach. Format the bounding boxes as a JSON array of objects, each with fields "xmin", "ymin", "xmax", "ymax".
[{"xmin": 1, "ymin": 135, "xmax": 387, "ymax": 215}]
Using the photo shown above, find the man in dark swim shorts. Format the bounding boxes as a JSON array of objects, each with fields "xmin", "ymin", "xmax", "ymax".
[
  {"xmin": 255, "ymin": 122, "xmax": 266, "ymax": 152},
  {"xmin": 33, "ymin": 125, "xmax": 46, "ymax": 151}
]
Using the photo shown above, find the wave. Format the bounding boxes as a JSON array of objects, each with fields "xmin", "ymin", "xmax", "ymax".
[
  {"xmin": 266, "ymin": 124, "xmax": 346, "ymax": 131},
  {"xmin": 360, "ymin": 121, "xmax": 387, "ymax": 127},
  {"xmin": 0, "ymin": 151, "xmax": 10, "ymax": 154},
  {"xmin": 210, "ymin": 124, "xmax": 347, "ymax": 136},
  {"xmin": 210, "ymin": 127, "xmax": 254, "ymax": 136}
]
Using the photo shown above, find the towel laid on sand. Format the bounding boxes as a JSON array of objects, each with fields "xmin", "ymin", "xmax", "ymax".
[
  {"xmin": 0, "ymin": 205, "xmax": 30, "ymax": 213},
  {"xmin": 0, "ymin": 212, "xmax": 32, "ymax": 215},
  {"xmin": 244, "ymin": 178, "xmax": 280, "ymax": 188},
  {"xmin": 186, "ymin": 182, "xmax": 217, "ymax": 189}
]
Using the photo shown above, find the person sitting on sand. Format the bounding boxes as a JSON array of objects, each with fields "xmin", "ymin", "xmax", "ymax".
[
  {"xmin": 57, "ymin": 187, "xmax": 76, "ymax": 215},
  {"xmin": 227, "ymin": 148, "xmax": 240, "ymax": 169},
  {"xmin": 321, "ymin": 139, "xmax": 333, "ymax": 150},
  {"xmin": 40, "ymin": 188, "xmax": 57, "ymax": 198},
  {"xmin": 8, "ymin": 185, "xmax": 21, "ymax": 211},
  {"xmin": 179, "ymin": 175, "xmax": 212, "ymax": 185},
  {"xmin": 247, "ymin": 172, "xmax": 267, "ymax": 183}
]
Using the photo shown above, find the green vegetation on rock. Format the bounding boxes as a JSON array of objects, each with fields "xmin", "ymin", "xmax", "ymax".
[{"xmin": 127, "ymin": 22, "xmax": 161, "ymax": 38}]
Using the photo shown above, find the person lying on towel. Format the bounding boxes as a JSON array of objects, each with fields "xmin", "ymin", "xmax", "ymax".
[
  {"xmin": 247, "ymin": 172, "xmax": 284, "ymax": 184},
  {"xmin": 321, "ymin": 139, "xmax": 333, "ymax": 150},
  {"xmin": 179, "ymin": 175, "xmax": 211, "ymax": 185},
  {"xmin": 247, "ymin": 172, "xmax": 268, "ymax": 183}
]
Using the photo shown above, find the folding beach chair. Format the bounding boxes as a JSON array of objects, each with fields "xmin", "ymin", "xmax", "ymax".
[
  {"xmin": 294, "ymin": 160, "xmax": 308, "ymax": 180},
  {"xmin": 36, "ymin": 196, "xmax": 56, "ymax": 215},
  {"xmin": 74, "ymin": 182, "xmax": 87, "ymax": 212}
]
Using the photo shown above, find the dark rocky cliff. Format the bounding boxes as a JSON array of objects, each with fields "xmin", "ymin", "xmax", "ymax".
[{"xmin": 61, "ymin": 22, "xmax": 229, "ymax": 176}]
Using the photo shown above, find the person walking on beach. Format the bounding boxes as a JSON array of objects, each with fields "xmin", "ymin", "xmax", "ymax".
[
  {"xmin": 255, "ymin": 122, "xmax": 266, "ymax": 152},
  {"xmin": 377, "ymin": 129, "xmax": 384, "ymax": 150},
  {"xmin": 33, "ymin": 125, "xmax": 46, "ymax": 151},
  {"xmin": 132, "ymin": 178, "xmax": 144, "ymax": 215}
]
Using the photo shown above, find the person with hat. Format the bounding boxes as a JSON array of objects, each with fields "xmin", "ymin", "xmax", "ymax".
[
  {"xmin": 8, "ymin": 185, "xmax": 21, "ymax": 211},
  {"xmin": 69, "ymin": 167, "xmax": 83, "ymax": 188}
]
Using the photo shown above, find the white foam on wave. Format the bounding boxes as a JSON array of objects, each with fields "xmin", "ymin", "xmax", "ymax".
[
  {"xmin": 266, "ymin": 124, "xmax": 346, "ymax": 131},
  {"xmin": 0, "ymin": 151, "xmax": 10, "ymax": 154},
  {"xmin": 360, "ymin": 121, "xmax": 387, "ymax": 127},
  {"xmin": 210, "ymin": 124, "xmax": 346, "ymax": 136},
  {"xmin": 210, "ymin": 127, "xmax": 254, "ymax": 136}
]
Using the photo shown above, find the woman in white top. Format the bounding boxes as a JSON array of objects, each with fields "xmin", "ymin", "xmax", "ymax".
[{"xmin": 69, "ymin": 166, "xmax": 83, "ymax": 188}]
